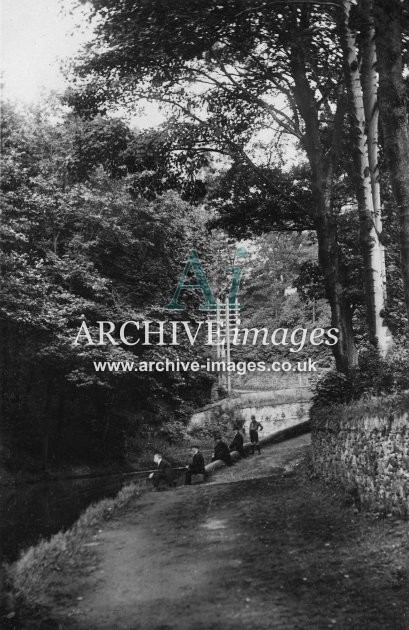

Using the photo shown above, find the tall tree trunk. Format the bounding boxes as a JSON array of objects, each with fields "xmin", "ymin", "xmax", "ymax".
[
  {"xmin": 316, "ymin": 216, "xmax": 357, "ymax": 372},
  {"xmin": 342, "ymin": 0, "xmax": 391, "ymax": 354},
  {"xmin": 56, "ymin": 390, "xmax": 66, "ymax": 460},
  {"xmin": 41, "ymin": 378, "xmax": 54, "ymax": 471},
  {"xmin": 374, "ymin": 0, "xmax": 409, "ymax": 325},
  {"xmin": 290, "ymin": 44, "xmax": 357, "ymax": 371},
  {"xmin": 361, "ymin": 0, "xmax": 387, "ymax": 299},
  {"xmin": 1, "ymin": 320, "xmax": 8, "ymax": 421}
]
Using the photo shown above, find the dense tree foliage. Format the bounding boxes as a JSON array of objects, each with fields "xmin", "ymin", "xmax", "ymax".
[
  {"xmin": 0, "ymin": 103, "xmax": 214, "ymax": 470},
  {"xmin": 234, "ymin": 232, "xmax": 333, "ymax": 367},
  {"xmin": 68, "ymin": 0, "xmax": 409, "ymax": 371},
  {"xmin": 2, "ymin": 0, "xmax": 409, "ymax": 474},
  {"xmin": 68, "ymin": 0, "xmax": 358, "ymax": 372}
]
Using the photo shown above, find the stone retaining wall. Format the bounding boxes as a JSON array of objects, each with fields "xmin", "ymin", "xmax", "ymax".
[
  {"xmin": 190, "ymin": 389, "xmax": 312, "ymax": 432},
  {"xmin": 206, "ymin": 420, "xmax": 310, "ymax": 475},
  {"xmin": 311, "ymin": 395, "xmax": 409, "ymax": 518}
]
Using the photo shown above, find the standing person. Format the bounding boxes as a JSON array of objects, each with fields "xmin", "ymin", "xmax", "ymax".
[
  {"xmin": 185, "ymin": 445, "xmax": 205, "ymax": 485},
  {"xmin": 229, "ymin": 427, "xmax": 245, "ymax": 458},
  {"xmin": 249, "ymin": 415, "xmax": 263, "ymax": 454},
  {"xmin": 149, "ymin": 453, "xmax": 176, "ymax": 490},
  {"xmin": 212, "ymin": 435, "xmax": 232, "ymax": 466}
]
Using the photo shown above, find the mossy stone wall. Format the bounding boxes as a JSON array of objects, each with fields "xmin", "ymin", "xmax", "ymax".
[{"xmin": 311, "ymin": 394, "xmax": 409, "ymax": 518}]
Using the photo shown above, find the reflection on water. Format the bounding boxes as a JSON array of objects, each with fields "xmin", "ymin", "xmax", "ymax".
[
  {"xmin": 0, "ymin": 474, "xmax": 134, "ymax": 563},
  {"xmin": 1, "ymin": 402, "xmax": 310, "ymax": 565}
]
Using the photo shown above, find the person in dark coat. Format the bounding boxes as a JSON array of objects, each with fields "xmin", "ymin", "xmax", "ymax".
[
  {"xmin": 150, "ymin": 453, "xmax": 176, "ymax": 489},
  {"xmin": 185, "ymin": 445, "xmax": 205, "ymax": 485},
  {"xmin": 249, "ymin": 415, "xmax": 263, "ymax": 454},
  {"xmin": 229, "ymin": 428, "xmax": 245, "ymax": 458},
  {"xmin": 212, "ymin": 435, "xmax": 232, "ymax": 466}
]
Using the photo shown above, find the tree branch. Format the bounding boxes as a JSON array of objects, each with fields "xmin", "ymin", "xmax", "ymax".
[
  {"xmin": 209, "ymin": 49, "xmax": 302, "ymax": 139},
  {"xmin": 134, "ymin": 91, "xmax": 311, "ymax": 216}
]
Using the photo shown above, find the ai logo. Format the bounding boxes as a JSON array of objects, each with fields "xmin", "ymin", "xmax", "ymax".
[{"xmin": 164, "ymin": 249, "xmax": 245, "ymax": 311}]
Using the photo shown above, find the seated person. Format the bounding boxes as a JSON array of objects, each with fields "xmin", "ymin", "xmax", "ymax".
[
  {"xmin": 185, "ymin": 445, "xmax": 205, "ymax": 485},
  {"xmin": 212, "ymin": 435, "xmax": 232, "ymax": 466},
  {"xmin": 229, "ymin": 428, "xmax": 245, "ymax": 457},
  {"xmin": 149, "ymin": 453, "xmax": 176, "ymax": 490}
]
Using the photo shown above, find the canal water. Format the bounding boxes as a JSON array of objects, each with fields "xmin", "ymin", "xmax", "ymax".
[
  {"xmin": 1, "ymin": 473, "xmax": 139, "ymax": 563},
  {"xmin": 2, "ymin": 399, "xmax": 310, "ymax": 564}
]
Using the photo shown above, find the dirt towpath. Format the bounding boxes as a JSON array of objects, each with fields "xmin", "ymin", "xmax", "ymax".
[{"xmin": 56, "ymin": 434, "xmax": 409, "ymax": 629}]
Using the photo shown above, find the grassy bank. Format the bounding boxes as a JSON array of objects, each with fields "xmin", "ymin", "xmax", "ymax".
[
  {"xmin": 2, "ymin": 426, "xmax": 244, "ymax": 627},
  {"xmin": 3, "ymin": 480, "xmax": 146, "ymax": 628},
  {"xmin": 4, "ymin": 434, "xmax": 215, "ymax": 625}
]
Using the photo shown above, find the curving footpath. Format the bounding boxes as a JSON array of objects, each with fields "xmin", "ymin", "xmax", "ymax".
[
  {"xmin": 206, "ymin": 420, "xmax": 310, "ymax": 474},
  {"xmin": 49, "ymin": 433, "xmax": 409, "ymax": 630}
]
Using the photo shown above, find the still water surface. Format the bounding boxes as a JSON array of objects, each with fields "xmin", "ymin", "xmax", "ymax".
[
  {"xmin": 1, "ymin": 473, "xmax": 139, "ymax": 562},
  {"xmin": 2, "ymin": 402, "xmax": 310, "ymax": 563}
]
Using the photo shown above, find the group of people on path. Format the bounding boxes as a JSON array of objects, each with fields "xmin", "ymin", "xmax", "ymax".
[{"xmin": 149, "ymin": 416, "xmax": 263, "ymax": 490}]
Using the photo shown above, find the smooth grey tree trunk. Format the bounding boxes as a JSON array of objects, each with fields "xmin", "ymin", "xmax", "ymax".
[
  {"xmin": 374, "ymin": 0, "xmax": 409, "ymax": 326},
  {"xmin": 342, "ymin": 0, "xmax": 391, "ymax": 354}
]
